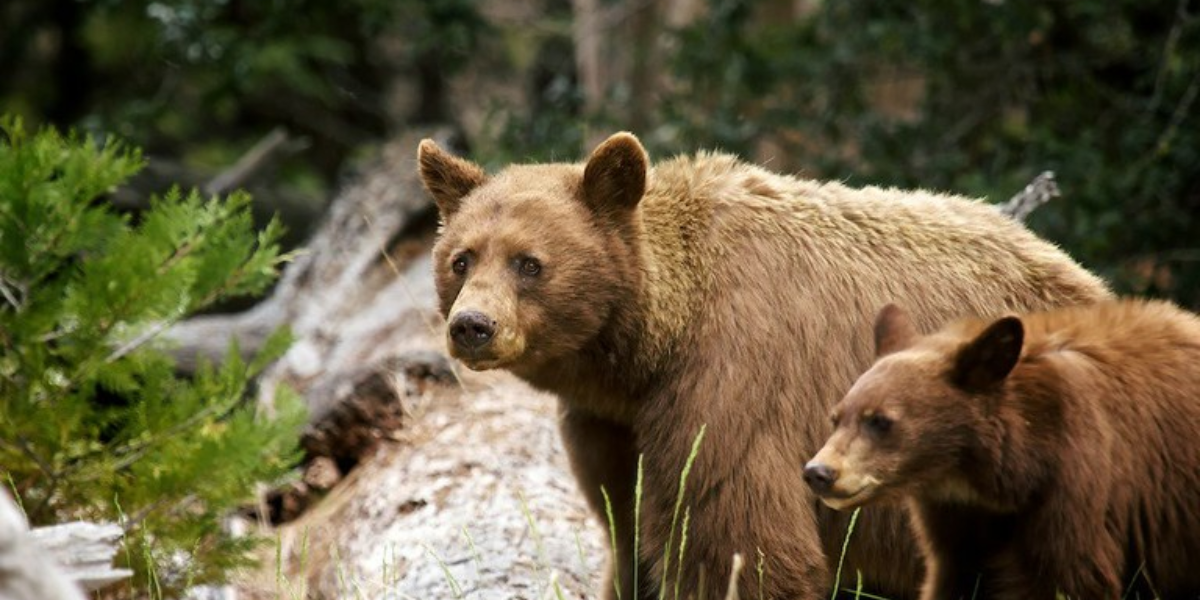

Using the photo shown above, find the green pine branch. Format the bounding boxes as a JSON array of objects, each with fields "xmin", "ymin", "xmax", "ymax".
[{"xmin": 0, "ymin": 115, "xmax": 306, "ymax": 598}]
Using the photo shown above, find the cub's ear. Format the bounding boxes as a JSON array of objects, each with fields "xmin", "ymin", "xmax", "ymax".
[
  {"xmin": 418, "ymin": 139, "xmax": 488, "ymax": 219},
  {"xmin": 952, "ymin": 316, "xmax": 1024, "ymax": 391},
  {"xmin": 874, "ymin": 303, "xmax": 918, "ymax": 357},
  {"xmin": 581, "ymin": 132, "xmax": 648, "ymax": 219}
]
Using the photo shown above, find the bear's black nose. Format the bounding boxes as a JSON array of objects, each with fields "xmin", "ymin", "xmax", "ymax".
[
  {"xmin": 802, "ymin": 462, "xmax": 838, "ymax": 494},
  {"xmin": 449, "ymin": 311, "xmax": 496, "ymax": 350}
]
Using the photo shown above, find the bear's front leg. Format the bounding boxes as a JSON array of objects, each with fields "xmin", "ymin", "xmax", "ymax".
[
  {"xmin": 911, "ymin": 506, "xmax": 1000, "ymax": 600},
  {"xmin": 639, "ymin": 428, "xmax": 830, "ymax": 600},
  {"xmin": 917, "ymin": 556, "xmax": 991, "ymax": 600},
  {"xmin": 1001, "ymin": 511, "xmax": 1122, "ymax": 600},
  {"xmin": 559, "ymin": 404, "xmax": 654, "ymax": 600}
]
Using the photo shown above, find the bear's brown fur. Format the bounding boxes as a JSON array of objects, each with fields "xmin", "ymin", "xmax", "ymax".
[
  {"xmin": 417, "ymin": 132, "xmax": 1111, "ymax": 600},
  {"xmin": 807, "ymin": 300, "xmax": 1200, "ymax": 599}
]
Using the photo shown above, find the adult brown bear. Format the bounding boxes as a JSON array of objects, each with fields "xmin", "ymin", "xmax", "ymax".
[
  {"xmin": 417, "ymin": 132, "xmax": 1110, "ymax": 599},
  {"xmin": 806, "ymin": 300, "xmax": 1200, "ymax": 599}
]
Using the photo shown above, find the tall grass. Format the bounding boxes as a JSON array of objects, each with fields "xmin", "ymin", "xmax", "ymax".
[
  {"xmin": 460, "ymin": 525, "xmax": 483, "ymax": 576},
  {"xmin": 673, "ymin": 506, "xmax": 692, "ymax": 600},
  {"xmin": 659, "ymin": 425, "xmax": 707, "ymax": 598},
  {"xmin": 517, "ymin": 489, "xmax": 548, "ymax": 578},
  {"xmin": 601, "ymin": 486, "xmax": 623, "ymax": 600},
  {"xmin": 829, "ymin": 507, "xmax": 861, "ymax": 600},
  {"xmin": 633, "ymin": 454, "xmax": 644, "ymax": 600},
  {"xmin": 420, "ymin": 542, "xmax": 463, "ymax": 599}
]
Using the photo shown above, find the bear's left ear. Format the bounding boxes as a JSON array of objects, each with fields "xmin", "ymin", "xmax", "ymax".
[
  {"xmin": 951, "ymin": 315, "xmax": 1024, "ymax": 392},
  {"xmin": 581, "ymin": 132, "xmax": 648, "ymax": 219},
  {"xmin": 418, "ymin": 139, "xmax": 489, "ymax": 220}
]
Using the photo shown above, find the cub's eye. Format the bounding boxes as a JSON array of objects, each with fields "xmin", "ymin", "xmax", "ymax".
[
  {"xmin": 830, "ymin": 413, "xmax": 841, "ymax": 428},
  {"xmin": 519, "ymin": 257, "xmax": 542, "ymax": 277},
  {"xmin": 451, "ymin": 254, "xmax": 470, "ymax": 276},
  {"xmin": 863, "ymin": 413, "xmax": 893, "ymax": 436}
]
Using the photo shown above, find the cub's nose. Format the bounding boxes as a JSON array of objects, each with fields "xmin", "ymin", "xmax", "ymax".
[
  {"xmin": 802, "ymin": 461, "xmax": 838, "ymax": 494},
  {"xmin": 449, "ymin": 311, "xmax": 496, "ymax": 350}
]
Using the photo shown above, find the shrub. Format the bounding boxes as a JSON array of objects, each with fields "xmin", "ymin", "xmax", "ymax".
[{"xmin": 0, "ymin": 116, "xmax": 305, "ymax": 597}]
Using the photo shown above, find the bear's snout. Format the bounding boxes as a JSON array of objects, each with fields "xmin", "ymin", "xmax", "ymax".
[
  {"xmin": 449, "ymin": 311, "xmax": 496, "ymax": 351},
  {"xmin": 802, "ymin": 461, "xmax": 838, "ymax": 494}
]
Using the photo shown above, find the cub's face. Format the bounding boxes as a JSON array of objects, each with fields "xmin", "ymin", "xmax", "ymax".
[
  {"xmin": 418, "ymin": 133, "xmax": 648, "ymax": 373},
  {"xmin": 805, "ymin": 353, "xmax": 962, "ymax": 510},
  {"xmin": 803, "ymin": 304, "xmax": 1025, "ymax": 510}
]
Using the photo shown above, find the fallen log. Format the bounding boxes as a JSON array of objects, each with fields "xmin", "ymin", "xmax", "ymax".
[{"xmin": 1, "ymin": 490, "xmax": 131, "ymax": 599}]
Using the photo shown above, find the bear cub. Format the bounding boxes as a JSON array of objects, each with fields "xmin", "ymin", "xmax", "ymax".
[{"xmin": 805, "ymin": 300, "xmax": 1200, "ymax": 600}]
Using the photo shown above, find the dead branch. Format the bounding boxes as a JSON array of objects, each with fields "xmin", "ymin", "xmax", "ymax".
[
  {"xmin": 28, "ymin": 522, "xmax": 131, "ymax": 592},
  {"xmin": 164, "ymin": 126, "xmax": 457, "ymax": 376},
  {"xmin": 998, "ymin": 171, "xmax": 1060, "ymax": 222},
  {"xmin": 204, "ymin": 127, "xmax": 309, "ymax": 196},
  {"xmin": 1, "ymin": 490, "xmax": 130, "ymax": 599},
  {"xmin": 163, "ymin": 126, "xmax": 462, "ymax": 486}
]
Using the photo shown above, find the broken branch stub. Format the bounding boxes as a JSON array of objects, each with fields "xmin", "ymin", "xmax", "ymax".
[{"xmin": 998, "ymin": 171, "xmax": 1060, "ymax": 222}]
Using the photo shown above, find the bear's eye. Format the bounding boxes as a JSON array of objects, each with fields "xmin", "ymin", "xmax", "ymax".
[
  {"xmin": 863, "ymin": 413, "xmax": 893, "ymax": 436},
  {"xmin": 518, "ymin": 257, "xmax": 542, "ymax": 277},
  {"xmin": 830, "ymin": 413, "xmax": 841, "ymax": 428},
  {"xmin": 451, "ymin": 254, "xmax": 470, "ymax": 276}
]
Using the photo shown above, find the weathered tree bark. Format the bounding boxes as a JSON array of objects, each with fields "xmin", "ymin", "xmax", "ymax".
[
  {"xmin": 1, "ymin": 490, "xmax": 131, "ymax": 599},
  {"xmin": 28, "ymin": 522, "xmax": 130, "ymax": 593},
  {"xmin": 236, "ymin": 370, "xmax": 605, "ymax": 599}
]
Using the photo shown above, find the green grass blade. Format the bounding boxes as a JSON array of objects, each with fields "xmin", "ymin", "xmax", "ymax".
[
  {"xmin": 673, "ymin": 505, "xmax": 692, "ymax": 600},
  {"xmin": 659, "ymin": 424, "xmax": 707, "ymax": 598},
  {"xmin": 422, "ymin": 542, "xmax": 463, "ymax": 599},
  {"xmin": 461, "ymin": 525, "xmax": 483, "ymax": 578},
  {"xmin": 829, "ymin": 507, "xmax": 861, "ymax": 600},
  {"xmin": 756, "ymin": 547, "xmax": 766, "ymax": 600},
  {"xmin": 602, "ymin": 485, "xmax": 623, "ymax": 600},
  {"xmin": 518, "ymin": 488, "xmax": 548, "ymax": 579},
  {"xmin": 634, "ymin": 454, "xmax": 644, "ymax": 600}
]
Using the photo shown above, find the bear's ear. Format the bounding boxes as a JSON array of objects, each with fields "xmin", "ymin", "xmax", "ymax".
[
  {"xmin": 581, "ymin": 132, "xmax": 648, "ymax": 219},
  {"xmin": 951, "ymin": 316, "xmax": 1024, "ymax": 391},
  {"xmin": 418, "ymin": 138, "xmax": 488, "ymax": 219},
  {"xmin": 874, "ymin": 303, "xmax": 918, "ymax": 357}
]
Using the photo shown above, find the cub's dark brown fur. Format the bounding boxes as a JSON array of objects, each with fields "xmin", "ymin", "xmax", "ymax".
[
  {"xmin": 418, "ymin": 132, "xmax": 1111, "ymax": 600},
  {"xmin": 807, "ymin": 300, "xmax": 1200, "ymax": 600}
]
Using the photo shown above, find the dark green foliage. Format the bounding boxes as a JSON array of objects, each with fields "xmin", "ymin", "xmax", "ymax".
[
  {"xmin": 477, "ymin": 7, "xmax": 585, "ymax": 165},
  {"xmin": 659, "ymin": 0, "xmax": 780, "ymax": 154},
  {"xmin": 483, "ymin": 0, "xmax": 1199, "ymax": 306},
  {"xmin": 662, "ymin": 0, "xmax": 1200, "ymax": 307},
  {"xmin": 0, "ymin": 117, "xmax": 305, "ymax": 596},
  {"xmin": 1, "ymin": 0, "xmax": 489, "ymax": 203}
]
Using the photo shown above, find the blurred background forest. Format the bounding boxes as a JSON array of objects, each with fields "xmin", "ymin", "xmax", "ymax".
[{"xmin": 4, "ymin": 0, "xmax": 1198, "ymax": 305}]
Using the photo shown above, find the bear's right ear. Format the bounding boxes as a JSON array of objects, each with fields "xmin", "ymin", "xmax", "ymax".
[
  {"xmin": 874, "ymin": 303, "xmax": 918, "ymax": 357},
  {"xmin": 418, "ymin": 139, "xmax": 488, "ymax": 219},
  {"xmin": 581, "ymin": 132, "xmax": 648, "ymax": 220},
  {"xmin": 951, "ymin": 316, "xmax": 1024, "ymax": 392}
]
